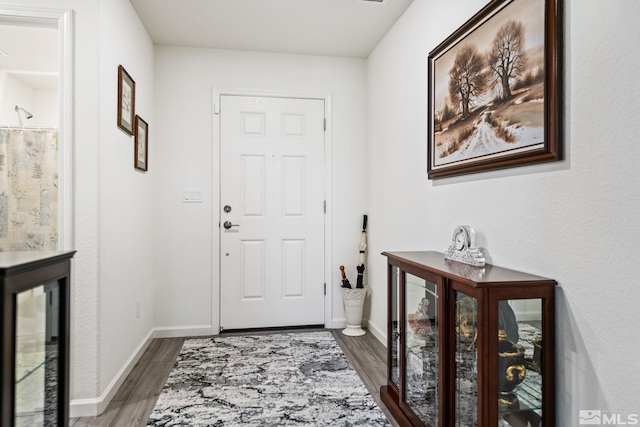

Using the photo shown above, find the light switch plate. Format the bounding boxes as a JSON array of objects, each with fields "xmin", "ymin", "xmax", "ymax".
[{"xmin": 183, "ymin": 188, "xmax": 203, "ymax": 203}]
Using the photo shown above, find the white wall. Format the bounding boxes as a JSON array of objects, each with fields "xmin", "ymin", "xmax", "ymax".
[
  {"xmin": 0, "ymin": 0, "xmax": 102, "ymax": 404},
  {"xmin": 0, "ymin": 21, "xmax": 59, "ymax": 128},
  {"xmin": 0, "ymin": 72, "xmax": 58, "ymax": 127},
  {"xmin": 0, "ymin": 0, "xmax": 156, "ymax": 415},
  {"xmin": 32, "ymin": 88, "xmax": 58, "ymax": 126},
  {"xmin": 367, "ymin": 0, "xmax": 640, "ymax": 423},
  {"xmin": 5, "ymin": 0, "xmax": 636, "ymax": 422},
  {"xmin": 0, "ymin": 73, "xmax": 34, "ymax": 126},
  {"xmin": 153, "ymin": 47, "xmax": 368, "ymax": 332},
  {"xmin": 96, "ymin": 0, "xmax": 155, "ymax": 410}
]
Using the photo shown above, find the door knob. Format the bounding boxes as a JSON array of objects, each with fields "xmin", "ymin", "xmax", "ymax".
[{"xmin": 223, "ymin": 221, "xmax": 239, "ymax": 230}]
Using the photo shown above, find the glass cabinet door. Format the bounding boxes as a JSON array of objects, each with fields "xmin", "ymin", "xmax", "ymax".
[
  {"xmin": 390, "ymin": 266, "xmax": 400, "ymax": 389},
  {"xmin": 404, "ymin": 273, "xmax": 439, "ymax": 426},
  {"xmin": 498, "ymin": 299, "xmax": 543, "ymax": 427},
  {"xmin": 454, "ymin": 291, "xmax": 478, "ymax": 427},
  {"xmin": 15, "ymin": 283, "xmax": 59, "ymax": 427}
]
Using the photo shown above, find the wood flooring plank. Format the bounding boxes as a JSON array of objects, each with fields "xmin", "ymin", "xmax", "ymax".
[
  {"xmin": 332, "ymin": 330, "xmax": 400, "ymax": 427},
  {"xmin": 108, "ymin": 359, "xmax": 177, "ymax": 427},
  {"xmin": 354, "ymin": 334, "xmax": 389, "ymax": 387},
  {"xmin": 138, "ymin": 338, "xmax": 162, "ymax": 364},
  {"xmin": 111, "ymin": 339, "xmax": 164, "ymax": 403},
  {"xmin": 150, "ymin": 338, "xmax": 184, "ymax": 363},
  {"xmin": 70, "ymin": 400, "xmax": 124, "ymax": 427},
  {"xmin": 333, "ymin": 330, "xmax": 386, "ymax": 389}
]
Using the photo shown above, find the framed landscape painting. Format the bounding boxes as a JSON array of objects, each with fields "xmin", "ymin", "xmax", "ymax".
[{"xmin": 427, "ymin": 0, "xmax": 562, "ymax": 179}]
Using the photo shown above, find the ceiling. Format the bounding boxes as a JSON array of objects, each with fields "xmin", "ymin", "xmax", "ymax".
[
  {"xmin": 129, "ymin": 0, "xmax": 414, "ymax": 58},
  {"xmin": 0, "ymin": 23, "xmax": 59, "ymax": 90},
  {"xmin": 0, "ymin": 0, "xmax": 414, "ymax": 92}
]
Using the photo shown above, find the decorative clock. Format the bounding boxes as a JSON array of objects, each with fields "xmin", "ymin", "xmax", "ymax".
[{"xmin": 444, "ymin": 225, "xmax": 485, "ymax": 266}]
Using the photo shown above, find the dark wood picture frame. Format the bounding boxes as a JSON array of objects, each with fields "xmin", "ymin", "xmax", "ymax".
[
  {"xmin": 427, "ymin": 0, "xmax": 562, "ymax": 179},
  {"xmin": 134, "ymin": 115, "xmax": 148, "ymax": 171},
  {"xmin": 117, "ymin": 65, "xmax": 135, "ymax": 134}
]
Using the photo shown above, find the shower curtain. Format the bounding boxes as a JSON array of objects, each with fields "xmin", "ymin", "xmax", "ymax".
[{"xmin": 0, "ymin": 128, "xmax": 59, "ymax": 251}]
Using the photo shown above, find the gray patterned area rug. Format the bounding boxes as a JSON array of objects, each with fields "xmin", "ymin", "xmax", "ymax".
[{"xmin": 147, "ymin": 331, "xmax": 391, "ymax": 426}]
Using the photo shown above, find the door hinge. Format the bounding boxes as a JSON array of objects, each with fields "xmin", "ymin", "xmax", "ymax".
[
  {"xmin": 323, "ymin": 118, "xmax": 327, "ymax": 131},
  {"xmin": 323, "ymin": 200, "xmax": 326, "ymax": 213},
  {"xmin": 214, "ymin": 103, "xmax": 221, "ymax": 115},
  {"xmin": 324, "ymin": 283, "xmax": 326, "ymax": 296}
]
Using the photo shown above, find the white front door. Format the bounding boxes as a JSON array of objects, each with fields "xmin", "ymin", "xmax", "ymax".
[{"xmin": 219, "ymin": 95, "xmax": 325, "ymax": 330}]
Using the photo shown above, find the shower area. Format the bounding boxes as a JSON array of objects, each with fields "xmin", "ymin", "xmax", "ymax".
[
  {"xmin": 0, "ymin": 122, "xmax": 59, "ymax": 252},
  {"xmin": 0, "ymin": 19, "xmax": 61, "ymax": 252},
  {"xmin": 1, "ymin": 18, "xmax": 64, "ymax": 426}
]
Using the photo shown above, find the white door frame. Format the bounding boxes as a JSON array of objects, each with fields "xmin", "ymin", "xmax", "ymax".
[{"xmin": 211, "ymin": 88, "xmax": 334, "ymax": 334}]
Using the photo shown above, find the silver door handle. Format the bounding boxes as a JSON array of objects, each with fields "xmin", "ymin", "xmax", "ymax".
[{"xmin": 223, "ymin": 221, "xmax": 239, "ymax": 230}]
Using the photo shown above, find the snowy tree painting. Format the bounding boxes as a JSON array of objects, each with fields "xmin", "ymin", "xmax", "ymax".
[{"xmin": 428, "ymin": 0, "xmax": 559, "ymax": 177}]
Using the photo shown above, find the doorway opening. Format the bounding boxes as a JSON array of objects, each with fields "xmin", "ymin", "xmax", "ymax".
[
  {"xmin": 0, "ymin": 7, "xmax": 72, "ymax": 252},
  {"xmin": 0, "ymin": 7, "xmax": 72, "ymax": 425}
]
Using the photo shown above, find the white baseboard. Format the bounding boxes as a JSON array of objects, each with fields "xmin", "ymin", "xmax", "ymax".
[
  {"xmin": 332, "ymin": 317, "xmax": 347, "ymax": 329},
  {"xmin": 332, "ymin": 317, "xmax": 396, "ymax": 347},
  {"xmin": 69, "ymin": 325, "xmax": 213, "ymax": 418},
  {"xmin": 69, "ymin": 328, "xmax": 154, "ymax": 418},
  {"xmin": 366, "ymin": 320, "xmax": 387, "ymax": 346},
  {"xmin": 333, "ymin": 317, "xmax": 380, "ymax": 336},
  {"xmin": 69, "ymin": 397, "xmax": 101, "ymax": 419},
  {"xmin": 153, "ymin": 325, "xmax": 214, "ymax": 338},
  {"xmin": 332, "ymin": 317, "xmax": 370, "ymax": 329}
]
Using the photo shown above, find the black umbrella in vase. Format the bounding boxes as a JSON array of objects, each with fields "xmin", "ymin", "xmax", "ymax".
[
  {"xmin": 356, "ymin": 215, "xmax": 367, "ymax": 289},
  {"xmin": 339, "ymin": 265, "xmax": 351, "ymax": 289}
]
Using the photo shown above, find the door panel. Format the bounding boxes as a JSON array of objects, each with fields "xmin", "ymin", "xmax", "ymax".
[{"xmin": 220, "ymin": 95, "xmax": 325, "ymax": 330}]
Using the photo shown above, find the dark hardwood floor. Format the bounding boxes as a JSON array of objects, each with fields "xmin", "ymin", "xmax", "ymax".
[{"xmin": 70, "ymin": 329, "xmax": 399, "ymax": 427}]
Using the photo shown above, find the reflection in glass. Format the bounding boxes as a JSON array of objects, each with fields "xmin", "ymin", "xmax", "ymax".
[
  {"xmin": 499, "ymin": 299, "xmax": 543, "ymax": 427},
  {"xmin": 15, "ymin": 283, "xmax": 59, "ymax": 427},
  {"xmin": 404, "ymin": 274, "xmax": 438, "ymax": 425},
  {"xmin": 454, "ymin": 292, "xmax": 477, "ymax": 427},
  {"xmin": 390, "ymin": 266, "xmax": 400, "ymax": 387}
]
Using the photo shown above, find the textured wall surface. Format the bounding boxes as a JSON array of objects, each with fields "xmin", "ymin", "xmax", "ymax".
[
  {"xmin": 97, "ymin": 0, "xmax": 155, "ymax": 405},
  {"xmin": 152, "ymin": 47, "xmax": 368, "ymax": 331},
  {"xmin": 4, "ymin": 1, "xmax": 639, "ymax": 422},
  {"xmin": 367, "ymin": 0, "xmax": 640, "ymax": 423},
  {"xmin": 0, "ymin": 0, "xmax": 155, "ymax": 409}
]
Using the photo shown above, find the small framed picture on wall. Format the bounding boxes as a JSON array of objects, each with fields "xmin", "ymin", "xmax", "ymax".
[
  {"xmin": 134, "ymin": 115, "xmax": 148, "ymax": 171},
  {"xmin": 117, "ymin": 65, "xmax": 135, "ymax": 134}
]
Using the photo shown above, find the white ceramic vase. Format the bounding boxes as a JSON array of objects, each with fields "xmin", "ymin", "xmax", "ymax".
[{"xmin": 341, "ymin": 287, "xmax": 367, "ymax": 336}]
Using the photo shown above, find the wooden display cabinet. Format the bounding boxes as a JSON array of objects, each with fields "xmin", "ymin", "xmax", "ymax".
[
  {"xmin": 381, "ymin": 251, "xmax": 556, "ymax": 427},
  {"xmin": 1, "ymin": 251, "xmax": 75, "ymax": 427}
]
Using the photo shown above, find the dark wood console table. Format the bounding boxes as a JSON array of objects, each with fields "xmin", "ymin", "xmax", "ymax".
[{"xmin": 1, "ymin": 251, "xmax": 76, "ymax": 427}]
